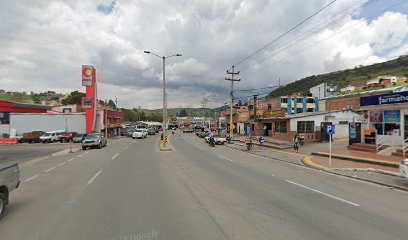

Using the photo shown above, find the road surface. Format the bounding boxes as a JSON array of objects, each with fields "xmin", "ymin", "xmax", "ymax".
[{"xmin": 1, "ymin": 132, "xmax": 408, "ymax": 240}]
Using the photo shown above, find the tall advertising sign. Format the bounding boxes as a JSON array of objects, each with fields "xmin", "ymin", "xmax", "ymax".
[
  {"xmin": 82, "ymin": 65, "xmax": 94, "ymax": 86},
  {"xmin": 82, "ymin": 65, "xmax": 97, "ymax": 134}
]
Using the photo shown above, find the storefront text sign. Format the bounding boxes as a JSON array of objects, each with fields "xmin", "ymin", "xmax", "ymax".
[
  {"xmin": 361, "ymin": 91, "xmax": 408, "ymax": 106},
  {"xmin": 262, "ymin": 110, "xmax": 285, "ymax": 118}
]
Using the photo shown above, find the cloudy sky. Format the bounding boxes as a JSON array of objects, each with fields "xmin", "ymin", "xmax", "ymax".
[{"xmin": 1, "ymin": 0, "xmax": 408, "ymax": 109}]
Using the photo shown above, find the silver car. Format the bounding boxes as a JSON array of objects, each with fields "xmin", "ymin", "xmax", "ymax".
[{"xmin": 82, "ymin": 134, "xmax": 107, "ymax": 150}]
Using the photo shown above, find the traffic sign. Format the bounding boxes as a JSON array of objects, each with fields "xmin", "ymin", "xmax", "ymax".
[
  {"xmin": 327, "ymin": 124, "xmax": 335, "ymax": 135},
  {"xmin": 230, "ymin": 124, "xmax": 236, "ymax": 130}
]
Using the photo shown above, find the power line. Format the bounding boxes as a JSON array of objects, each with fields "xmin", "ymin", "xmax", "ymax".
[
  {"xmin": 241, "ymin": 0, "xmax": 379, "ymax": 75},
  {"xmin": 234, "ymin": 85, "xmax": 280, "ymax": 92},
  {"xmin": 235, "ymin": 0, "xmax": 338, "ymax": 66}
]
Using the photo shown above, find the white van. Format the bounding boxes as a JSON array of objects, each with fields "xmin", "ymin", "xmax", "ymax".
[{"xmin": 40, "ymin": 130, "xmax": 65, "ymax": 143}]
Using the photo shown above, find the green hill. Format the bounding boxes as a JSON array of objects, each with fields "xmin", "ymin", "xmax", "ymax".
[{"xmin": 267, "ymin": 55, "xmax": 408, "ymax": 98}]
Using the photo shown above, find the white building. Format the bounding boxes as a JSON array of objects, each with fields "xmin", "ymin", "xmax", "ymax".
[{"xmin": 310, "ymin": 83, "xmax": 337, "ymax": 99}]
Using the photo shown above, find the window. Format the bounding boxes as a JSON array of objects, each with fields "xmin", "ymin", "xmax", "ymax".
[
  {"xmin": 267, "ymin": 104, "xmax": 272, "ymax": 111},
  {"xmin": 339, "ymin": 121, "xmax": 348, "ymax": 125},
  {"xmin": 280, "ymin": 98, "xmax": 288, "ymax": 103},
  {"xmin": 306, "ymin": 98, "xmax": 315, "ymax": 103},
  {"xmin": 0, "ymin": 112, "xmax": 10, "ymax": 124},
  {"xmin": 275, "ymin": 121, "xmax": 287, "ymax": 133},
  {"xmin": 297, "ymin": 121, "xmax": 315, "ymax": 133},
  {"xmin": 296, "ymin": 108, "xmax": 303, "ymax": 113},
  {"xmin": 307, "ymin": 108, "xmax": 314, "ymax": 112},
  {"xmin": 369, "ymin": 110, "xmax": 401, "ymax": 136}
]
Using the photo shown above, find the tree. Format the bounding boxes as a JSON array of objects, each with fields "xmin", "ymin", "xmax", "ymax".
[
  {"xmin": 61, "ymin": 91, "xmax": 85, "ymax": 105},
  {"xmin": 108, "ymin": 99, "xmax": 116, "ymax": 109},
  {"xmin": 178, "ymin": 109, "xmax": 188, "ymax": 117}
]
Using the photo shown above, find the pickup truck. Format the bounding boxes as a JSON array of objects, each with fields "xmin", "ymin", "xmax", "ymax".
[
  {"xmin": 0, "ymin": 163, "xmax": 20, "ymax": 219},
  {"xmin": 22, "ymin": 131, "xmax": 44, "ymax": 143},
  {"xmin": 205, "ymin": 134, "xmax": 227, "ymax": 145}
]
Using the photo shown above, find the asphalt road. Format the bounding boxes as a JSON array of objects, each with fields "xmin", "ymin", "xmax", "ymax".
[
  {"xmin": 0, "ymin": 142, "xmax": 77, "ymax": 165},
  {"xmin": 1, "ymin": 132, "xmax": 408, "ymax": 240}
]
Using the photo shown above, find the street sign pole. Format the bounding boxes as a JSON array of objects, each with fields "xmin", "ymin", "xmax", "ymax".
[
  {"xmin": 329, "ymin": 133, "xmax": 332, "ymax": 167},
  {"xmin": 327, "ymin": 124, "xmax": 335, "ymax": 167}
]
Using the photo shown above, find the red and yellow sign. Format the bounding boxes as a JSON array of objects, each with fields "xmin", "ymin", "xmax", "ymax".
[{"xmin": 82, "ymin": 65, "xmax": 94, "ymax": 87}]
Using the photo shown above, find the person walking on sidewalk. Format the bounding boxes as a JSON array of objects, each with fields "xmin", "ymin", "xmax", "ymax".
[
  {"xmin": 258, "ymin": 135, "xmax": 265, "ymax": 149},
  {"xmin": 293, "ymin": 134, "xmax": 299, "ymax": 153}
]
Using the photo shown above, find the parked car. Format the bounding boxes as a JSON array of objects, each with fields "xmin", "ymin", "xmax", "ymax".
[
  {"xmin": 183, "ymin": 128, "xmax": 194, "ymax": 133},
  {"xmin": 15, "ymin": 134, "xmax": 24, "ymax": 143},
  {"xmin": 147, "ymin": 128, "xmax": 156, "ymax": 135},
  {"xmin": 73, "ymin": 133, "xmax": 87, "ymax": 143},
  {"xmin": 40, "ymin": 130, "xmax": 64, "ymax": 143},
  {"xmin": 400, "ymin": 159, "xmax": 408, "ymax": 178},
  {"xmin": 60, "ymin": 132, "xmax": 78, "ymax": 142},
  {"xmin": 81, "ymin": 134, "xmax": 107, "ymax": 150},
  {"xmin": 132, "ymin": 129, "xmax": 147, "ymax": 139},
  {"xmin": 0, "ymin": 163, "xmax": 20, "ymax": 219},
  {"xmin": 126, "ymin": 129, "xmax": 136, "ymax": 137},
  {"xmin": 22, "ymin": 131, "xmax": 44, "ymax": 143}
]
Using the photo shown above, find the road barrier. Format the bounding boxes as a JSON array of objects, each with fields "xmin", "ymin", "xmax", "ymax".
[{"xmin": 0, "ymin": 138, "xmax": 18, "ymax": 144}]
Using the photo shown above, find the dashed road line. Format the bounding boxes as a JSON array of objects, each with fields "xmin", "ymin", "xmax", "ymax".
[
  {"xmin": 87, "ymin": 170, "xmax": 102, "ymax": 185},
  {"xmin": 25, "ymin": 174, "xmax": 40, "ymax": 182},
  {"xmin": 285, "ymin": 180, "xmax": 360, "ymax": 207},
  {"xmin": 112, "ymin": 153, "xmax": 119, "ymax": 159},
  {"xmin": 58, "ymin": 162, "xmax": 67, "ymax": 166},
  {"xmin": 218, "ymin": 155, "xmax": 234, "ymax": 162},
  {"xmin": 68, "ymin": 157, "xmax": 76, "ymax": 162},
  {"xmin": 77, "ymin": 154, "xmax": 83, "ymax": 157},
  {"xmin": 45, "ymin": 167, "xmax": 56, "ymax": 173}
]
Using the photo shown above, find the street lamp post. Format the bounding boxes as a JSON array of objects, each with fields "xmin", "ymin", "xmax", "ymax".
[{"xmin": 144, "ymin": 51, "xmax": 182, "ymax": 149}]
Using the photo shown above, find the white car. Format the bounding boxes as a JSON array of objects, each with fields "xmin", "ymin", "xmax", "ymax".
[
  {"xmin": 400, "ymin": 159, "xmax": 408, "ymax": 178},
  {"xmin": 132, "ymin": 129, "xmax": 147, "ymax": 139},
  {"xmin": 40, "ymin": 130, "xmax": 65, "ymax": 143}
]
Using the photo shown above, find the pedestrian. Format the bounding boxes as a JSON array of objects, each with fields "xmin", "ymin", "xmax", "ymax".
[
  {"xmin": 258, "ymin": 135, "xmax": 265, "ymax": 149},
  {"xmin": 293, "ymin": 134, "xmax": 299, "ymax": 153}
]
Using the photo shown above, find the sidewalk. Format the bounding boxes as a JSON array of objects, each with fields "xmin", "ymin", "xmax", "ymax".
[
  {"xmin": 233, "ymin": 135, "xmax": 293, "ymax": 149},
  {"xmin": 227, "ymin": 140, "xmax": 408, "ymax": 191}
]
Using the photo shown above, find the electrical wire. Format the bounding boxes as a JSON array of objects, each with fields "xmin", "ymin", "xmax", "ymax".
[{"xmin": 235, "ymin": 0, "xmax": 338, "ymax": 66}]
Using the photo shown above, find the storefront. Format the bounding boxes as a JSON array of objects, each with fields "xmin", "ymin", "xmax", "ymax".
[{"xmin": 360, "ymin": 91, "xmax": 408, "ymax": 145}]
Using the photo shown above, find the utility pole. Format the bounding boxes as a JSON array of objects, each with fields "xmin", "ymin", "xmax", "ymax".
[
  {"xmin": 201, "ymin": 97, "xmax": 208, "ymax": 127},
  {"xmin": 253, "ymin": 94, "xmax": 259, "ymax": 122},
  {"xmin": 225, "ymin": 65, "xmax": 240, "ymax": 141}
]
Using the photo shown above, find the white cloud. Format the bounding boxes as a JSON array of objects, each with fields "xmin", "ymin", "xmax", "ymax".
[{"xmin": 1, "ymin": 0, "xmax": 408, "ymax": 108}]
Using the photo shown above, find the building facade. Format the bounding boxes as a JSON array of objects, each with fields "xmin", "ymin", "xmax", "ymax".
[
  {"xmin": 279, "ymin": 95, "xmax": 319, "ymax": 114},
  {"xmin": 310, "ymin": 83, "xmax": 337, "ymax": 99}
]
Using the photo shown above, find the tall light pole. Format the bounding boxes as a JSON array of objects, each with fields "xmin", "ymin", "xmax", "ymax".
[{"xmin": 144, "ymin": 50, "xmax": 182, "ymax": 149}]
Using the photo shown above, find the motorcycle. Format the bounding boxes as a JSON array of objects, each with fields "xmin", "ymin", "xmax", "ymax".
[
  {"xmin": 245, "ymin": 139, "xmax": 253, "ymax": 150},
  {"xmin": 209, "ymin": 137, "xmax": 215, "ymax": 147}
]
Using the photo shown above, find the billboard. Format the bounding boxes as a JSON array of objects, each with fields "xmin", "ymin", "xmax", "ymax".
[
  {"xmin": 82, "ymin": 97, "xmax": 93, "ymax": 109},
  {"xmin": 82, "ymin": 65, "xmax": 94, "ymax": 86}
]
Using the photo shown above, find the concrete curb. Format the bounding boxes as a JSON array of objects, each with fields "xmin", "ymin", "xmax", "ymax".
[
  {"xmin": 302, "ymin": 155, "xmax": 408, "ymax": 192},
  {"xmin": 227, "ymin": 143, "xmax": 408, "ymax": 192},
  {"xmin": 311, "ymin": 152, "xmax": 400, "ymax": 168},
  {"xmin": 233, "ymin": 140, "xmax": 292, "ymax": 150}
]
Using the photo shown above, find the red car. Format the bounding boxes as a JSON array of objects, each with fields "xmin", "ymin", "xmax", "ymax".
[{"xmin": 60, "ymin": 132, "xmax": 78, "ymax": 142}]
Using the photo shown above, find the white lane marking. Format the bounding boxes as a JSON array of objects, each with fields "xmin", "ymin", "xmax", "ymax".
[
  {"xmin": 25, "ymin": 174, "xmax": 40, "ymax": 182},
  {"xmin": 68, "ymin": 157, "xmax": 75, "ymax": 162},
  {"xmin": 58, "ymin": 162, "xmax": 67, "ymax": 166},
  {"xmin": 87, "ymin": 170, "xmax": 102, "ymax": 185},
  {"xmin": 285, "ymin": 180, "xmax": 360, "ymax": 207},
  {"xmin": 45, "ymin": 167, "xmax": 56, "ymax": 173},
  {"xmin": 271, "ymin": 174, "xmax": 275, "ymax": 177},
  {"xmin": 112, "ymin": 153, "xmax": 119, "ymax": 159},
  {"xmin": 218, "ymin": 155, "xmax": 234, "ymax": 162},
  {"xmin": 84, "ymin": 152, "xmax": 89, "ymax": 155},
  {"xmin": 78, "ymin": 154, "xmax": 83, "ymax": 157}
]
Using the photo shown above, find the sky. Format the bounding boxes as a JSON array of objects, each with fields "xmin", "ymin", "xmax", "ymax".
[{"xmin": 1, "ymin": 0, "xmax": 408, "ymax": 109}]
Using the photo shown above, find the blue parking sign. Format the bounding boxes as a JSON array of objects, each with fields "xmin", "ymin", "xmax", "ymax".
[{"xmin": 327, "ymin": 124, "xmax": 335, "ymax": 134}]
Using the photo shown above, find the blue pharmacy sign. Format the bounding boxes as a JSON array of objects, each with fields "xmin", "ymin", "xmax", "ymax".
[{"xmin": 360, "ymin": 91, "xmax": 408, "ymax": 107}]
